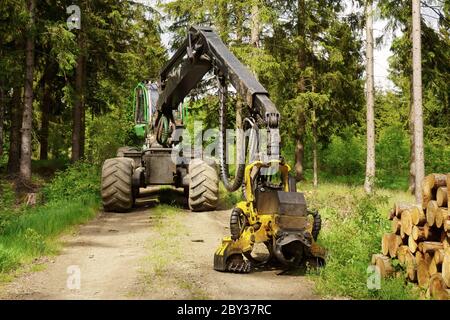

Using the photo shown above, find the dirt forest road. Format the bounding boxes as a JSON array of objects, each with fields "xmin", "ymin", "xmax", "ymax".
[{"xmin": 1, "ymin": 189, "xmax": 320, "ymax": 300}]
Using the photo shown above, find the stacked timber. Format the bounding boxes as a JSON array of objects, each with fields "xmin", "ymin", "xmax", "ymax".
[{"xmin": 371, "ymin": 173, "xmax": 450, "ymax": 300}]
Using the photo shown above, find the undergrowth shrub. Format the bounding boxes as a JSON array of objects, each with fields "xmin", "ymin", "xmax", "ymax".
[
  {"xmin": 0, "ymin": 162, "xmax": 100, "ymax": 274},
  {"xmin": 0, "ymin": 245, "xmax": 18, "ymax": 273},
  {"xmin": 42, "ymin": 161, "xmax": 100, "ymax": 202},
  {"xmin": 376, "ymin": 125, "xmax": 409, "ymax": 189},
  {"xmin": 425, "ymin": 141, "xmax": 450, "ymax": 174},
  {"xmin": 321, "ymin": 130, "xmax": 365, "ymax": 176},
  {"xmin": 86, "ymin": 107, "xmax": 135, "ymax": 165},
  {"xmin": 311, "ymin": 187, "xmax": 418, "ymax": 299},
  {"xmin": 0, "ymin": 181, "xmax": 17, "ymax": 233}
]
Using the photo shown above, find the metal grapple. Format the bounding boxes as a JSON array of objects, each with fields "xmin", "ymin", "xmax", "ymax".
[{"xmin": 214, "ymin": 160, "xmax": 326, "ymax": 273}]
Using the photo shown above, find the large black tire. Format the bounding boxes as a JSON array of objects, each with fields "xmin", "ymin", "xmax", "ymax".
[
  {"xmin": 188, "ymin": 159, "xmax": 219, "ymax": 212},
  {"xmin": 101, "ymin": 157, "xmax": 134, "ymax": 212}
]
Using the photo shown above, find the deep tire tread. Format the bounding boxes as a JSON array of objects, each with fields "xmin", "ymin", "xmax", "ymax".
[
  {"xmin": 188, "ymin": 159, "xmax": 219, "ymax": 212},
  {"xmin": 101, "ymin": 157, "xmax": 134, "ymax": 212}
]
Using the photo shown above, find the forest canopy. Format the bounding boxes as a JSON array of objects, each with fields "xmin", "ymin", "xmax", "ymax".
[{"xmin": 0, "ymin": 0, "xmax": 448, "ymax": 191}]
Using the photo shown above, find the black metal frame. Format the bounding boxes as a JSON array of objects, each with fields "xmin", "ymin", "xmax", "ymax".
[{"xmin": 156, "ymin": 26, "xmax": 280, "ymax": 129}]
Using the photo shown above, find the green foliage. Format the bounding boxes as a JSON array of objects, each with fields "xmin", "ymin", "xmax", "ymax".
[
  {"xmin": 322, "ymin": 129, "xmax": 365, "ymax": 176},
  {"xmin": 0, "ymin": 245, "xmax": 18, "ymax": 274},
  {"xmin": 303, "ymin": 182, "xmax": 418, "ymax": 299},
  {"xmin": 291, "ymin": 122, "xmax": 449, "ymax": 190},
  {"xmin": 86, "ymin": 107, "xmax": 135, "ymax": 165},
  {"xmin": 379, "ymin": 0, "xmax": 450, "ymax": 150},
  {"xmin": 0, "ymin": 181, "xmax": 15, "ymax": 212},
  {"xmin": 0, "ymin": 152, "xmax": 7, "ymax": 172},
  {"xmin": 425, "ymin": 141, "xmax": 450, "ymax": 174},
  {"xmin": 0, "ymin": 181, "xmax": 17, "ymax": 235},
  {"xmin": 21, "ymin": 228, "xmax": 46, "ymax": 255},
  {"xmin": 0, "ymin": 163, "xmax": 100, "ymax": 274},
  {"xmin": 42, "ymin": 162, "xmax": 100, "ymax": 203},
  {"xmin": 0, "ymin": 197, "xmax": 98, "ymax": 273},
  {"xmin": 376, "ymin": 125, "xmax": 410, "ymax": 189}
]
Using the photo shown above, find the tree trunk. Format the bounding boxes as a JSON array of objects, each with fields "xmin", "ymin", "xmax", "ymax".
[
  {"xmin": 428, "ymin": 257, "xmax": 438, "ymax": 276},
  {"xmin": 397, "ymin": 245, "xmax": 410, "ymax": 265},
  {"xmin": 447, "ymin": 174, "xmax": 450, "ymax": 205},
  {"xmin": 401, "ymin": 209, "xmax": 413, "ymax": 236},
  {"xmin": 374, "ymin": 255, "xmax": 394, "ymax": 277},
  {"xmin": 235, "ymin": 3, "xmax": 244, "ymax": 44},
  {"xmin": 40, "ymin": 103, "xmax": 49, "ymax": 160},
  {"xmin": 394, "ymin": 202, "xmax": 416, "ymax": 218},
  {"xmin": 408, "ymin": 235, "xmax": 418, "ymax": 253},
  {"xmin": 412, "ymin": 0, "xmax": 424, "ymax": 205},
  {"xmin": 412, "ymin": 224, "xmax": 432, "ymax": 241},
  {"xmin": 295, "ymin": 0, "xmax": 307, "ymax": 182},
  {"xmin": 40, "ymin": 65, "xmax": 53, "ymax": 160},
  {"xmin": 435, "ymin": 208, "xmax": 448, "ymax": 228},
  {"xmin": 312, "ymin": 110, "xmax": 318, "ymax": 188},
  {"xmin": 364, "ymin": 0, "xmax": 375, "ymax": 194},
  {"xmin": 19, "ymin": 0, "xmax": 36, "ymax": 183},
  {"xmin": 437, "ymin": 187, "xmax": 448, "ymax": 207},
  {"xmin": 389, "ymin": 234, "xmax": 403, "ymax": 258},
  {"xmin": 434, "ymin": 249, "xmax": 445, "ymax": 265},
  {"xmin": 422, "ymin": 173, "xmax": 447, "ymax": 208},
  {"xmin": 0, "ymin": 87, "xmax": 4, "ymax": 157},
  {"xmin": 381, "ymin": 233, "xmax": 402, "ymax": 257},
  {"xmin": 405, "ymin": 250, "xmax": 417, "ymax": 281},
  {"xmin": 71, "ymin": 36, "xmax": 85, "ymax": 162},
  {"xmin": 80, "ymin": 97, "xmax": 85, "ymax": 157},
  {"xmin": 443, "ymin": 248, "xmax": 450, "ymax": 287},
  {"xmin": 7, "ymin": 87, "xmax": 23, "ymax": 175},
  {"xmin": 235, "ymin": 98, "xmax": 243, "ymax": 166},
  {"xmin": 217, "ymin": 1, "xmax": 229, "ymax": 43},
  {"xmin": 419, "ymin": 241, "xmax": 444, "ymax": 254},
  {"xmin": 250, "ymin": 2, "xmax": 260, "ymax": 48},
  {"xmin": 294, "ymin": 119, "xmax": 305, "ymax": 181},
  {"xmin": 416, "ymin": 251, "xmax": 431, "ymax": 288},
  {"xmin": 408, "ymin": 87, "xmax": 415, "ymax": 195},
  {"xmin": 426, "ymin": 200, "xmax": 438, "ymax": 226},
  {"xmin": 391, "ymin": 216, "xmax": 401, "ymax": 234},
  {"xmin": 428, "ymin": 273, "xmax": 450, "ymax": 300},
  {"xmin": 381, "ymin": 233, "xmax": 390, "ymax": 256},
  {"xmin": 410, "ymin": 205, "xmax": 426, "ymax": 226}
]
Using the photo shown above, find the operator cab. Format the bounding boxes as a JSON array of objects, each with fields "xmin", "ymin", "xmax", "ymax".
[{"xmin": 133, "ymin": 81, "xmax": 159, "ymax": 138}]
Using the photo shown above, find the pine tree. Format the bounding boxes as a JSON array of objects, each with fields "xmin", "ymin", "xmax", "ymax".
[{"xmin": 19, "ymin": 0, "xmax": 36, "ymax": 184}]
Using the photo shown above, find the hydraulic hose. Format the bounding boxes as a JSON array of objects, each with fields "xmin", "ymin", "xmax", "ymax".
[
  {"xmin": 218, "ymin": 77, "xmax": 246, "ymax": 192},
  {"xmin": 133, "ymin": 83, "xmax": 149, "ymax": 123}
]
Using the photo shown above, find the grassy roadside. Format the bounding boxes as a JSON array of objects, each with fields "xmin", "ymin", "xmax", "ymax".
[
  {"xmin": 0, "ymin": 158, "xmax": 425, "ymax": 299},
  {"xmin": 299, "ymin": 181, "xmax": 420, "ymax": 300},
  {"xmin": 0, "ymin": 162, "xmax": 100, "ymax": 279}
]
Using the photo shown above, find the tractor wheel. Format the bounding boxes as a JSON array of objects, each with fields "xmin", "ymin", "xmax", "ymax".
[
  {"xmin": 101, "ymin": 157, "xmax": 134, "ymax": 212},
  {"xmin": 188, "ymin": 159, "xmax": 219, "ymax": 212}
]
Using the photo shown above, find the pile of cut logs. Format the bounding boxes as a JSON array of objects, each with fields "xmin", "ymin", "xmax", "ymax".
[{"xmin": 372, "ymin": 173, "xmax": 450, "ymax": 300}]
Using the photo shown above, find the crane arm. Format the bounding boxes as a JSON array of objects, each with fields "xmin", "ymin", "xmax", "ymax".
[{"xmin": 156, "ymin": 26, "xmax": 280, "ymax": 129}]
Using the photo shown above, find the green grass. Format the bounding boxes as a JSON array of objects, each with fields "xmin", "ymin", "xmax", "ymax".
[
  {"xmin": 302, "ymin": 168, "xmax": 410, "ymax": 191},
  {"xmin": 298, "ymin": 181, "xmax": 420, "ymax": 299},
  {"xmin": 0, "ymin": 196, "xmax": 99, "ymax": 274},
  {"xmin": 0, "ymin": 161, "xmax": 101, "ymax": 276}
]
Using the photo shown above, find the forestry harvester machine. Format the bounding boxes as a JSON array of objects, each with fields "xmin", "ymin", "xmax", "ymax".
[{"xmin": 100, "ymin": 26, "xmax": 325, "ymax": 273}]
